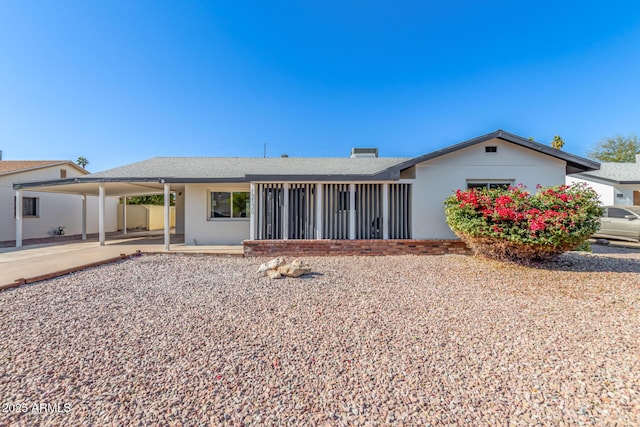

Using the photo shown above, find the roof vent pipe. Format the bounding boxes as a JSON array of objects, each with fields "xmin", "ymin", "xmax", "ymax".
[
  {"xmin": 636, "ymin": 153, "xmax": 640, "ymax": 164},
  {"xmin": 0, "ymin": 150, "xmax": 2, "ymax": 160},
  {"xmin": 350, "ymin": 148, "xmax": 378, "ymax": 158}
]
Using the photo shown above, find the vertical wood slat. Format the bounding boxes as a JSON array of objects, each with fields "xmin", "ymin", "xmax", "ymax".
[
  {"xmin": 285, "ymin": 183, "xmax": 317, "ymax": 239},
  {"xmin": 256, "ymin": 183, "xmax": 290, "ymax": 240},
  {"xmin": 387, "ymin": 184, "xmax": 412, "ymax": 239}
]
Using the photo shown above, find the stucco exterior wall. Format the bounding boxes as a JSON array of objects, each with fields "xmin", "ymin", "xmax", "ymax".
[
  {"xmin": 184, "ymin": 183, "xmax": 250, "ymax": 245},
  {"xmin": 117, "ymin": 205, "xmax": 176, "ymax": 230},
  {"xmin": 566, "ymin": 176, "xmax": 633, "ymax": 206},
  {"xmin": 0, "ymin": 165, "xmax": 118, "ymax": 242},
  {"xmin": 411, "ymin": 138, "xmax": 566, "ymax": 239}
]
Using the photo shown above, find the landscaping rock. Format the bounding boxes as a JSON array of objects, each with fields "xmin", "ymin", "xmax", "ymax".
[
  {"xmin": 257, "ymin": 257, "xmax": 285, "ymax": 276},
  {"xmin": 266, "ymin": 269, "xmax": 282, "ymax": 279},
  {"xmin": 277, "ymin": 259, "xmax": 312, "ymax": 277}
]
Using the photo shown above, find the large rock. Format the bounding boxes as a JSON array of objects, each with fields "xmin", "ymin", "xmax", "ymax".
[
  {"xmin": 266, "ymin": 269, "xmax": 282, "ymax": 280},
  {"xmin": 277, "ymin": 259, "xmax": 312, "ymax": 278},
  {"xmin": 257, "ymin": 257, "xmax": 285, "ymax": 276}
]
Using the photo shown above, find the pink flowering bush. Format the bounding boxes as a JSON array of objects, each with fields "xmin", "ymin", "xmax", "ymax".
[{"xmin": 444, "ymin": 183, "xmax": 603, "ymax": 262}]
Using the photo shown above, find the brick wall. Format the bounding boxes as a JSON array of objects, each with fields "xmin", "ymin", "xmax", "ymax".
[{"xmin": 243, "ymin": 239, "xmax": 471, "ymax": 257}]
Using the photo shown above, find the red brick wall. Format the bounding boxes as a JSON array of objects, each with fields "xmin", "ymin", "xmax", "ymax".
[{"xmin": 243, "ymin": 239, "xmax": 471, "ymax": 257}]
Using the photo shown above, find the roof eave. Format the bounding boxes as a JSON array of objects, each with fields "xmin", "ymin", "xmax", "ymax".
[
  {"xmin": 1, "ymin": 161, "xmax": 86, "ymax": 177},
  {"xmin": 389, "ymin": 130, "xmax": 600, "ymax": 174}
]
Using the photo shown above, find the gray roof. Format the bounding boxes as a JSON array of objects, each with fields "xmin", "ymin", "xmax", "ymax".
[
  {"xmin": 577, "ymin": 162, "xmax": 640, "ymax": 184},
  {"xmin": 13, "ymin": 130, "xmax": 601, "ymax": 192},
  {"xmin": 87, "ymin": 156, "xmax": 412, "ymax": 182}
]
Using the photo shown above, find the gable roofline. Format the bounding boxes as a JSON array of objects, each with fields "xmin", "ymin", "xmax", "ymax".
[
  {"xmin": 0, "ymin": 160, "xmax": 88, "ymax": 177},
  {"xmin": 387, "ymin": 130, "xmax": 600, "ymax": 175}
]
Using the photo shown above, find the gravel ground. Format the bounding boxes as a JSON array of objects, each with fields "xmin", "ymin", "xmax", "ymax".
[{"xmin": 1, "ymin": 248, "xmax": 639, "ymax": 426}]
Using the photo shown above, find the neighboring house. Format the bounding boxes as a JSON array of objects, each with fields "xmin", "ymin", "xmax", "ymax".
[
  {"xmin": 567, "ymin": 155, "xmax": 640, "ymax": 206},
  {"xmin": 0, "ymin": 160, "xmax": 118, "ymax": 243},
  {"xmin": 13, "ymin": 130, "xmax": 599, "ymax": 253}
]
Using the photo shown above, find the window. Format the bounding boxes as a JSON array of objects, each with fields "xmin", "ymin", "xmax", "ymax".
[
  {"xmin": 210, "ymin": 192, "xmax": 249, "ymax": 219},
  {"xmin": 607, "ymin": 208, "xmax": 630, "ymax": 219},
  {"xmin": 485, "ymin": 146, "xmax": 498, "ymax": 153},
  {"xmin": 467, "ymin": 182, "xmax": 512, "ymax": 190},
  {"xmin": 14, "ymin": 197, "xmax": 39, "ymax": 218},
  {"xmin": 60, "ymin": 169, "xmax": 67, "ymax": 178}
]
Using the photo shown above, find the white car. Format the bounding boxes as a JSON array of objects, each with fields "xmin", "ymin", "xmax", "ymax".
[{"xmin": 593, "ymin": 206, "xmax": 640, "ymax": 242}]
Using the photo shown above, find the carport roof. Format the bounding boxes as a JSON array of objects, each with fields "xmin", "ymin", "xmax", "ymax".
[{"xmin": 12, "ymin": 156, "xmax": 412, "ymax": 196}]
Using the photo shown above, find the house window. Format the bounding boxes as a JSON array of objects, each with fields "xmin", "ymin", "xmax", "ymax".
[
  {"xmin": 14, "ymin": 197, "xmax": 39, "ymax": 218},
  {"xmin": 467, "ymin": 181, "xmax": 512, "ymax": 190},
  {"xmin": 485, "ymin": 146, "xmax": 498, "ymax": 153},
  {"xmin": 210, "ymin": 192, "xmax": 250, "ymax": 219},
  {"xmin": 60, "ymin": 169, "xmax": 67, "ymax": 178}
]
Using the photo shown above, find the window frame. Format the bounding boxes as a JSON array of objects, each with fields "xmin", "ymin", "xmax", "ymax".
[
  {"xmin": 14, "ymin": 196, "xmax": 40, "ymax": 218},
  {"xmin": 466, "ymin": 180, "xmax": 513, "ymax": 191},
  {"xmin": 208, "ymin": 191, "xmax": 250, "ymax": 220}
]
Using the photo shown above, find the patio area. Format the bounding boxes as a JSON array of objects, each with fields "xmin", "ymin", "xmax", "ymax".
[{"xmin": 0, "ymin": 231, "xmax": 242, "ymax": 289}]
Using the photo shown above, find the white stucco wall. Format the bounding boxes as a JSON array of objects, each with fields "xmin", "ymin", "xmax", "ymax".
[
  {"xmin": 0, "ymin": 165, "xmax": 118, "ymax": 242},
  {"xmin": 411, "ymin": 138, "xmax": 567, "ymax": 239},
  {"xmin": 565, "ymin": 176, "xmax": 633, "ymax": 206},
  {"xmin": 184, "ymin": 183, "xmax": 250, "ymax": 245}
]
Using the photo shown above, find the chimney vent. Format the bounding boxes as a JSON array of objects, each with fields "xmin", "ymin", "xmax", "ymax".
[
  {"xmin": 350, "ymin": 148, "xmax": 378, "ymax": 158},
  {"xmin": 0, "ymin": 150, "xmax": 2, "ymax": 160}
]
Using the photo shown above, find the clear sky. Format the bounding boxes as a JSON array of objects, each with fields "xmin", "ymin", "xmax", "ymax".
[{"xmin": 1, "ymin": 1, "xmax": 639, "ymax": 172}]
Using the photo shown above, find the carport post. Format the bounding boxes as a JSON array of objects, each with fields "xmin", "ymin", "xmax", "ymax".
[
  {"xmin": 81, "ymin": 194, "xmax": 87, "ymax": 240},
  {"xmin": 122, "ymin": 196, "xmax": 127, "ymax": 235},
  {"xmin": 164, "ymin": 183, "xmax": 170, "ymax": 252},
  {"xmin": 99, "ymin": 183, "xmax": 105, "ymax": 246},
  {"xmin": 15, "ymin": 189, "xmax": 22, "ymax": 248}
]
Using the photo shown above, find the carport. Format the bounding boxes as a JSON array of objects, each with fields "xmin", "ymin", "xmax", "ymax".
[{"xmin": 13, "ymin": 177, "xmax": 185, "ymax": 251}]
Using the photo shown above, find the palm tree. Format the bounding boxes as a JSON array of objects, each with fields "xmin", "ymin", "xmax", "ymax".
[{"xmin": 76, "ymin": 156, "xmax": 89, "ymax": 168}]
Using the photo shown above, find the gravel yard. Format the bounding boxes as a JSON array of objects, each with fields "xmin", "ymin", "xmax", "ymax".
[{"xmin": 1, "ymin": 248, "xmax": 639, "ymax": 426}]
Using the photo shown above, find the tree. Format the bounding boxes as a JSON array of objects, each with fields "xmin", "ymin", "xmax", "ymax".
[
  {"xmin": 76, "ymin": 156, "xmax": 89, "ymax": 168},
  {"xmin": 588, "ymin": 134, "xmax": 640, "ymax": 162},
  {"xmin": 551, "ymin": 135, "xmax": 564, "ymax": 150}
]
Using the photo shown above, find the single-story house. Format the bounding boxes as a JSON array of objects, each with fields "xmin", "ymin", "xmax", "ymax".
[
  {"xmin": 0, "ymin": 159, "xmax": 118, "ymax": 244},
  {"xmin": 567, "ymin": 155, "xmax": 640, "ymax": 206},
  {"xmin": 13, "ymin": 130, "xmax": 599, "ymax": 255}
]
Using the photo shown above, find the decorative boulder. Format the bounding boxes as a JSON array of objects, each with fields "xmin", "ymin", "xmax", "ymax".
[
  {"xmin": 257, "ymin": 257, "xmax": 285, "ymax": 276},
  {"xmin": 277, "ymin": 259, "xmax": 312, "ymax": 278},
  {"xmin": 266, "ymin": 270, "xmax": 282, "ymax": 279}
]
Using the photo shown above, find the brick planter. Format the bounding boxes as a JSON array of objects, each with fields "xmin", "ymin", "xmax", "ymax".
[{"xmin": 242, "ymin": 239, "xmax": 471, "ymax": 257}]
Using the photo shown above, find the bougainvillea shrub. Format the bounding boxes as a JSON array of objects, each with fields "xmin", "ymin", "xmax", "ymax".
[{"xmin": 444, "ymin": 183, "xmax": 603, "ymax": 262}]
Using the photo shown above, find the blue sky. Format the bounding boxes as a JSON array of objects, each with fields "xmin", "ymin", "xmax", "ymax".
[{"xmin": 1, "ymin": 1, "xmax": 639, "ymax": 172}]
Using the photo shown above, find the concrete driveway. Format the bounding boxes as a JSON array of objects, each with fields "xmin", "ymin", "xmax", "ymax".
[{"xmin": 0, "ymin": 232, "xmax": 243, "ymax": 289}]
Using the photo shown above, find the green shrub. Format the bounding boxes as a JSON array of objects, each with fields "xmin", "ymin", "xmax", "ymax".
[{"xmin": 444, "ymin": 183, "xmax": 603, "ymax": 262}]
